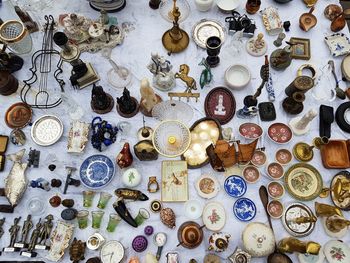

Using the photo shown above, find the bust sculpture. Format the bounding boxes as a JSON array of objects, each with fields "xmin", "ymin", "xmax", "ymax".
[
  {"xmin": 116, "ymin": 88, "xmax": 139, "ymax": 118},
  {"xmin": 91, "ymin": 84, "xmax": 114, "ymax": 114}
]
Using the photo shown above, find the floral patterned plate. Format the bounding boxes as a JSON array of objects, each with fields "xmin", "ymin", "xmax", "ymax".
[
  {"xmin": 324, "ymin": 240, "xmax": 350, "ymax": 263},
  {"xmin": 202, "ymin": 201, "xmax": 226, "ymax": 231},
  {"xmin": 284, "ymin": 163, "xmax": 322, "ymax": 201},
  {"xmin": 239, "ymin": 123, "xmax": 263, "ymax": 140},
  {"xmin": 233, "ymin": 197, "xmax": 256, "ymax": 222},
  {"xmin": 268, "ymin": 123, "xmax": 293, "ymax": 144}
]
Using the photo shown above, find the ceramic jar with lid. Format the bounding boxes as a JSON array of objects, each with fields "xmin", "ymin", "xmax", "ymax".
[{"xmin": 194, "ymin": 0, "xmax": 214, "ymax": 11}]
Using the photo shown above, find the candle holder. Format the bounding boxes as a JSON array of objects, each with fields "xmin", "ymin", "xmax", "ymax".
[{"xmin": 206, "ymin": 36, "xmax": 222, "ymax": 68}]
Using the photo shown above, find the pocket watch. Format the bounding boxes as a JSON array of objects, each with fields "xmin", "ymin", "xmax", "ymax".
[{"xmin": 100, "ymin": 241, "xmax": 124, "ymax": 263}]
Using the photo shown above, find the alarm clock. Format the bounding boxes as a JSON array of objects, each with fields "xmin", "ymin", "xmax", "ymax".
[{"xmin": 100, "ymin": 241, "xmax": 124, "ymax": 263}]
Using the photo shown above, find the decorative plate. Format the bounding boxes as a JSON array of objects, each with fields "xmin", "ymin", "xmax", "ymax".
[
  {"xmin": 80, "ymin": 155, "xmax": 115, "ymax": 189},
  {"xmin": 152, "ymin": 120, "xmax": 191, "ymax": 158},
  {"xmin": 242, "ymin": 165, "xmax": 260, "ymax": 183},
  {"xmin": 242, "ymin": 222, "xmax": 275, "ymax": 257},
  {"xmin": 298, "ymin": 247, "xmax": 325, "ymax": 263},
  {"xmin": 268, "ymin": 123, "xmax": 293, "ymax": 144},
  {"xmin": 324, "ymin": 240, "xmax": 350, "ymax": 263},
  {"xmin": 325, "ymin": 33, "xmax": 350, "ymax": 57},
  {"xmin": 267, "ymin": 200, "xmax": 284, "ymax": 219},
  {"xmin": 195, "ymin": 174, "xmax": 220, "ymax": 199},
  {"xmin": 31, "ymin": 115, "xmax": 64, "ymax": 146},
  {"xmin": 202, "ymin": 201, "xmax": 226, "ymax": 231},
  {"xmin": 192, "ymin": 19, "xmax": 226, "ymax": 49},
  {"xmin": 239, "ymin": 123, "xmax": 263, "ymax": 140},
  {"xmin": 224, "ymin": 175, "xmax": 247, "ymax": 198},
  {"xmin": 204, "ymin": 87, "xmax": 236, "ymax": 125},
  {"xmin": 275, "ymin": 148, "xmax": 293, "ymax": 165},
  {"xmin": 233, "ymin": 197, "xmax": 256, "ymax": 222},
  {"xmin": 152, "ymin": 100, "xmax": 194, "ymax": 125},
  {"xmin": 330, "ymin": 171, "xmax": 350, "ymax": 210},
  {"xmin": 282, "ymin": 202, "xmax": 316, "ymax": 237},
  {"xmin": 284, "ymin": 163, "xmax": 322, "ymax": 201},
  {"xmin": 5, "ymin": 102, "xmax": 32, "ymax": 129},
  {"xmin": 251, "ymin": 150, "xmax": 267, "ymax": 167}
]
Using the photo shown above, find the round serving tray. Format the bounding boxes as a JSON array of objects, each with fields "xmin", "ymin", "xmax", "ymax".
[
  {"xmin": 192, "ymin": 19, "xmax": 226, "ymax": 49},
  {"xmin": 31, "ymin": 115, "xmax": 63, "ymax": 146}
]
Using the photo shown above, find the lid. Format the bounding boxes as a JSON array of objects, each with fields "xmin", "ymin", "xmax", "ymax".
[
  {"xmin": 177, "ymin": 221, "xmax": 203, "ymax": 249},
  {"xmin": 122, "ymin": 168, "xmax": 141, "ymax": 188},
  {"xmin": 5, "ymin": 102, "xmax": 32, "ymax": 129},
  {"xmin": 324, "ymin": 240, "xmax": 350, "ymax": 263},
  {"xmin": 202, "ymin": 201, "xmax": 226, "ymax": 231},
  {"xmin": 242, "ymin": 222, "xmax": 275, "ymax": 257},
  {"xmin": 204, "ymin": 87, "xmax": 236, "ymax": 125}
]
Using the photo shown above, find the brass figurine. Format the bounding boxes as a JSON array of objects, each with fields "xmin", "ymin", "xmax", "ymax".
[
  {"xmin": 27, "ymin": 219, "xmax": 42, "ymax": 252},
  {"xmin": 18, "ymin": 215, "xmax": 33, "ymax": 246},
  {"xmin": 115, "ymin": 188, "xmax": 149, "ymax": 201},
  {"xmin": 38, "ymin": 214, "xmax": 54, "ymax": 247},
  {"xmin": 278, "ymin": 237, "xmax": 321, "ymax": 255},
  {"xmin": 289, "ymin": 215, "xmax": 317, "ymax": 225},
  {"xmin": 325, "ymin": 216, "xmax": 350, "ymax": 233},
  {"xmin": 8, "ymin": 217, "xmax": 21, "ymax": 248},
  {"xmin": 162, "ymin": 0, "xmax": 189, "ymax": 54}
]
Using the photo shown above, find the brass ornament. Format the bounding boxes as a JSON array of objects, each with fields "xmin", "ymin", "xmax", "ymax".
[{"xmin": 292, "ymin": 142, "xmax": 314, "ymax": 162}]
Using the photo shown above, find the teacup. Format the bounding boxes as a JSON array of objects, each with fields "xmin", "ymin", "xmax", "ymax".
[
  {"xmin": 267, "ymin": 181, "xmax": 285, "ymax": 199},
  {"xmin": 267, "ymin": 162, "xmax": 284, "ymax": 180},
  {"xmin": 267, "ymin": 200, "xmax": 284, "ymax": 219},
  {"xmin": 242, "ymin": 165, "xmax": 260, "ymax": 183}
]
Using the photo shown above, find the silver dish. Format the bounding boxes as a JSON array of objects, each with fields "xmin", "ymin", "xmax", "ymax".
[
  {"xmin": 282, "ymin": 202, "xmax": 316, "ymax": 237},
  {"xmin": 192, "ymin": 19, "xmax": 225, "ymax": 49},
  {"xmin": 31, "ymin": 115, "xmax": 64, "ymax": 146}
]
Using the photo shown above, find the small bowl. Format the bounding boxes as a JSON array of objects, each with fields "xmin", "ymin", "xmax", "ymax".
[
  {"xmin": 267, "ymin": 162, "xmax": 284, "ymax": 180},
  {"xmin": 275, "ymin": 149, "xmax": 293, "ymax": 165},
  {"xmin": 251, "ymin": 150, "xmax": 267, "ymax": 167},
  {"xmin": 216, "ymin": 0, "xmax": 242, "ymax": 13},
  {"xmin": 184, "ymin": 200, "xmax": 203, "ymax": 220},
  {"xmin": 239, "ymin": 122, "xmax": 263, "ymax": 140},
  {"xmin": 242, "ymin": 165, "xmax": 260, "ymax": 183},
  {"xmin": 268, "ymin": 123, "xmax": 293, "ymax": 144},
  {"xmin": 267, "ymin": 181, "xmax": 285, "ymax": 199},
  {"xmin": 225, "ymin": 64, "xmax": 251, "ymax": 90},
  {"xmin": 267, "ymin": 200, "xmax": 284, "ymax": 219}
]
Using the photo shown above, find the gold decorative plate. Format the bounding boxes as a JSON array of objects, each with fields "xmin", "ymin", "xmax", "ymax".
[{"xmin": 284, "ymin": 163, "xmax": 323, "ymax": 201}]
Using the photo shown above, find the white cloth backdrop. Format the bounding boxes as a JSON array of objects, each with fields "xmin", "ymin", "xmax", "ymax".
[{"xmin": 0, "ymin": 0, "xmax": 349, "ymax": 262}]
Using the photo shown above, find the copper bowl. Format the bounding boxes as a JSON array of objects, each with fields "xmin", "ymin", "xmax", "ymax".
[{"xmin": 177, "ymin": 221, "xmax": 204, "ymax": 249}]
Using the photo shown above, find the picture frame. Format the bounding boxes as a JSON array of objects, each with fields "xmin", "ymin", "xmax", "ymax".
[
  {"xmin": 290, "ymin": 37, "xmax": 311, "ymax": 60},
  {"xmin": 161, "ymin": 160, "xmax": 188, "ymax": 202}
]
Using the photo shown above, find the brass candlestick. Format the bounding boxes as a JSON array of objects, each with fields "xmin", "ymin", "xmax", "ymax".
[{"xmin": 162, "ymin": 0, "xmax": 189, "ymax": 54}]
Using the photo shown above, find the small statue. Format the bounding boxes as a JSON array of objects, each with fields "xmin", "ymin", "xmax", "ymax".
[
  {"xmin": 8, "ymin": 217, "xmax": 21, "ymax": 248},
  {"xmin": 0, "ymin": 218, "xmax": 5, "ymax": 239},
  {"xmin": 289, "ymin": 109, "xmax": 317, "ymax": 135},
  {"xmin": 69, "ymin": 238, "xmax": 86, "ymax": 263},
  {"xmin": 27, "ymin": 219, "xmax": 42, "ymax": 252},
  {"xmin": 19, "ymin": 215, "xmax": 33, "ymax": 245},
  {"xmin": 139, "ymin": 78, "xmax": 162, "ymax": 116},
  {"xmin": 246, "ymin": 33, "xmax": 267, "ymax": 57},
  {"xmin": 116, "ymin": 88, "xmax": 139, "ymax": 118},
  {"xmin": 38, "ymin": 214, "xmax": 54, "ymax": 246},
  {"xmin": 90, "ymin": 84, "xmax": 114, "ymax": 114},
  {"xmin": 147, "ymin": 53, "xmax": 175, "ymax": 91},
  {"xmin": 99, "ymin": 9, "xmax": 109, "ymax": 25},
  {"xmin": 175, "ymin": 64, "xmax": 197, "ymax": 93}
]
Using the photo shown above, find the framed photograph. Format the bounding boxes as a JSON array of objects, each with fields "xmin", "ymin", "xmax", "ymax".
[
  {"xmin": 161, "ymin": 160, "xmax": 188, "ymax": 202},
  {"xmin": 290, "ymin": 37, "xmax": 311, "ymax": 60}
]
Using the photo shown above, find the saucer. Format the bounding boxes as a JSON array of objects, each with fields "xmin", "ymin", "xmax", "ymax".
[
  {"xmin": 233, "ymin": 198, "xmax": 256, "ymax": 222},
  {"xmin": 224, "ymin": 175, "xmax": 247, "ymax": 198},
  {"xmin": 184, "ymin": 200, "xmax": 203, "ymax": 220}
]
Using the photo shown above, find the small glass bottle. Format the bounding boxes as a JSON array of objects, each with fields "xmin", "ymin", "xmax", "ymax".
[{"xmin": 246, "ymin": 0, "xmax": 261, "ymax": 14}]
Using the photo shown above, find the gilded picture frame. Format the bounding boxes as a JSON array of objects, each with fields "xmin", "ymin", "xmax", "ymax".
[{"xmin": 290, "ymin": 37, "xmax": 311, "ymax": 60}]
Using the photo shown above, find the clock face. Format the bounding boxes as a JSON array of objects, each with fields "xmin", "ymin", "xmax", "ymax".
[{"xmin": 100, "ymin": 241, "xmax": 124, "ymax": 263}]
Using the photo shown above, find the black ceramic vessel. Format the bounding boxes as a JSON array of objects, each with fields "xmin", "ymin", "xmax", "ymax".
[{"xmin": 206, "ymin": 36, "xmax": 222, "ymax": 68}]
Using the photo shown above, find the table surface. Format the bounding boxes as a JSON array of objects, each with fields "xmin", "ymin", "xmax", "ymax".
[{"xmin": 0, "ymin": 0, "xmax": 350, "ymax": 262}]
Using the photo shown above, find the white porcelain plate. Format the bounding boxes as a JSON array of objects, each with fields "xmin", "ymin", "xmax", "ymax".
[{"xmin": 202, "ymin": 201, "xmax": 226, "ymax": 231}]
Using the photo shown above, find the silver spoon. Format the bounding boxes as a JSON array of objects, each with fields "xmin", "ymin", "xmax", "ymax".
[{"xmin": 328, "ymin": 60, "xmax": 346, "ymax": 100}]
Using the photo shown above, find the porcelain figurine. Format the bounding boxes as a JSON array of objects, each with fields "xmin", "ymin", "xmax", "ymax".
[
  {"xmin": 116, "ymin": 88, "xmax": 139, "ymax": 118},
  {"xmin": 116, "ymin": 142, "xmax": 133, "ymax": 169},
  {"xmin": 246, "ymin": 33, "xmax": 267, "ymax": 57},
  {"xmin": 67, "ymin": 121, "xmax": 90, "ymax": 153},
  {"xmin": 278, "ymin": 237, "xmax": 321, "ymax": 255},
  {"xmin": 5, "ymin": 149, "xmax": 28, "ymax": 207},
  {"xmin": 139, "ymin": 78, "xmax": 162, "ymax": 117},
  {"xmin": 69, "ymin": 238, "xmax": 86, "ymax": 263},
  {"xmin": 208, "ymin": 232, "xmax": 231, "ymax": 252},
  {"xmin": 289, "ymin": 109, "xmax": 317, "ymax": 135},
  {"xmin": 90, "ymin": 84, "xmax": 114, "ymax": 114},
  {"xmin": 147, "ymin": 53, "xmax": 176, "ymax": 91}
]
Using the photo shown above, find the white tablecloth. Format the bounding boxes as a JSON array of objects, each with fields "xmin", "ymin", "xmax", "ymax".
[{"xmin": 0, "ymin": 0, "xmax": 350, "ymax": 262}]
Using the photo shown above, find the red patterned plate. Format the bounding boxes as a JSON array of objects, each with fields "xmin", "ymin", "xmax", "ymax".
[
  {"xmin": 239, "ymin": 123, "xmax": 263, "ymax": 140},
  {"xmin": 204, "ymin": 87, "xmax": 236, "ymax": 125},
  {"xmin": 268, "ymin": 123, "xmax": 292, "ymax": 144}
]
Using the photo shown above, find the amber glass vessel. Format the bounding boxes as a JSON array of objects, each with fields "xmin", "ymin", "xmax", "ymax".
[{"xmin": 246, "ymin": 0, "xmax": 261, "ymax": 14}]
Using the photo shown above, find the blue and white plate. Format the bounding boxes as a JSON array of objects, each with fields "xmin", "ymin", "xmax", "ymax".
[
  {"xmin": 233, "ymin": 197, "xmax": 256, "ymax": 222},
  {"xmin": 80, "ymin": 155, "xmax": 115, "ymax": 189},
  {"xmin": 224, "ymin": 175, "xmax": 247, "ymax": 198}
]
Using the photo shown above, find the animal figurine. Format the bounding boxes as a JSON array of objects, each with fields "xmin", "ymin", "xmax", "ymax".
[
  {"xmin": 175, "ymin": 64, "xmax": 197, "ymax": 93},
  {"xmin": 199, "ymin": 58, "xmax": 213, "ymax": 89},
  {"xmin": 140, "ymin": 78, "xmax": 162, "ymax": 116},
  {"xmin": 69, "ymin": 238, "xmax": 86, "ymax": 263}
]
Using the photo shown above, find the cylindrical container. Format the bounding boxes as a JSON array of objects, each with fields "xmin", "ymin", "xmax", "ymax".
[
  {"xmin": 106, "ymin": 213, "xmax": 121, "ymax": 232},
  {"xmin": 83, "ymin": 190, "xmax": 96, "ymax": 207},
  {"xmin": 285, "ymin": 76, "xmax": 314, "ymax": 96},
  {"xmin": 246, "ymin": 0, "xmax": 261, "ymax": 14},
  {"xmin": 91, "ymin": 211, "xmax": 105, "ymax": 229},
  {"xmin": 206, "ymin": 36, "xmax": 222, "ymax": 68},
  {"xmin": 0, "ymin": 20, "xmax": 32, "ymax": 54},
  {"xmin": 195, "ymin": 0, "xmax": 214, "ymax": 12},
  {"xmin": 134, "ymin": 208, "xmax": 150, "ymax": 226},
  {"xmin": 76, "ymin": 210, "xmax": 89, "ymax": 229},
  {"xmin": 97, "ymin": 192, "xmax": 112, "ymax": 209}
]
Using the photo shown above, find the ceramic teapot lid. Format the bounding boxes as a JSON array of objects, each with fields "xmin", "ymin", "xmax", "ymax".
[
  {"xmin": 324, "ymin": 240, "xmax": 350, "ymax": 263},
  {"xmin": 242, "ymin": 222, "xmax": 275, "ymax": 257},
  {"xmin": 177, "ymin": 221, "xmax": 203, "ymax": 249}
]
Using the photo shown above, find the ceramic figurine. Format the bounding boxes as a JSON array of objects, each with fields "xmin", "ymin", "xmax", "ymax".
[
  {"xmin": 139, "ymin": 78, "xmax": 162, "ymax": 117},
  {"xmin": 47, "ymin": 221, "xmax": 75, "ymax": 262},
  {"xmin": 160, "ymin": 207, "xmax": 176, "ymax": 229},
  {"xmin": 90, "ymin": 84, "xmax": 114, "ymax": 114},
  {"xmin": 208, "ymin": 232, "xmax": 231, "ymax": 252},
  {"xmin": 67, "ymin": 121, "xmax": 90, "ymax": 153},
  {"xmin": 147, "ymin": 53, "xmax": 176, "ymax": 91},
  {"xmin": 69, "ymin": 238, "xmax": 86, "ymax": 263},
  {"xmin": 116, "ymin": 88, "xmax": 139, "ymax": 118},
  {"xmin": 5, "ymin": 149, "xmax": 28, "ymax": 207},
  {"xmin": 246, "ymin": 33, "xmax": 267, "ymax": 57},
  {"xmin": 289, "ymin": 109, "xmax": 317, "ymax": 135},
  {"xmin": 116, "ymin": 142, "xmax": 133, "ymax": 169}
]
